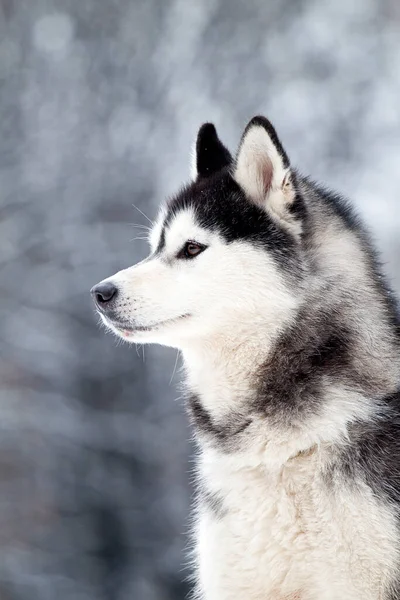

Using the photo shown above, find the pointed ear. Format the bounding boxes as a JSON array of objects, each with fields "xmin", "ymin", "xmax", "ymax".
[
  {"xmin": 234, "ymin": 116, "xmax": 304, "ymax": 235},
  {"xmin": 191, "ymin": 123, "xmax": 232, "ymax": 180}
]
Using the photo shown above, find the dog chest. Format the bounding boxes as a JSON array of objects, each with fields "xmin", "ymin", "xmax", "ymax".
[{"xmin": 195, "ymin": 447, "xmax": 398, "ymax": 600}]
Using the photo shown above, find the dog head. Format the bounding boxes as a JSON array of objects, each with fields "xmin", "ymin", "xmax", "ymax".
[{"xmin": 91, "ymin": 117, "xmax": 307, "ymax": 349}]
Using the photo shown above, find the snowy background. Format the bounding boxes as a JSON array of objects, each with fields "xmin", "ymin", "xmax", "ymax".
[{"xmin": 0, "ymin": 0, "xmax": 400, "ymax": 598}]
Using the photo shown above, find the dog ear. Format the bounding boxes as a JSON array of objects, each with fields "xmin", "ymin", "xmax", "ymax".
[
  {"xmin": 234, "ymin": 116, "xmax": 304, "ymax": 235},
  {"xmin": 191, "ymin": 123, "xmax": 232, "ymax": 180}
]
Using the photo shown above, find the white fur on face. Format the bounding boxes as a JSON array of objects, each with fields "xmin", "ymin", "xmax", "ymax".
[
  {"xmin": 149, "ymin": 205, "xmax": 166, "ymax": 253},
  {"xmin": 99, "ymin": 207, "xmax": 298, "ymax": 349}
]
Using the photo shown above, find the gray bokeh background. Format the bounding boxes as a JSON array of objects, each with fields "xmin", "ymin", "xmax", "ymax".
[{"xmin": 1, "ymin": 1, "xmax": 399, "ymax": 598}]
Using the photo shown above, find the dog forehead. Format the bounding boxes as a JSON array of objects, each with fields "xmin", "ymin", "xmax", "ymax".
[
  {"xmin": 150, "ymin": 204, "xmax": 214, "ymax": 254},
  {"xmin": 167, "ymin": 205, "xmax": 197, "ymax": 231},
  {"xmin": 164, "ymin": 207, "xmax": 212, "ymax": 246}
]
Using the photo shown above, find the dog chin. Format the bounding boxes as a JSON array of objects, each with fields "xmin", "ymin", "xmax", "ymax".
[
  {"xmin": 113, "ymin": 328, "xmax": 144, "ymax": 343},
  {"xmin": 100, "ymin": 315, "xmax": 148, "ymax": 342},
  {"xmin": 100, "ymin": 313, "xmax": 191, "ymax": 344}
]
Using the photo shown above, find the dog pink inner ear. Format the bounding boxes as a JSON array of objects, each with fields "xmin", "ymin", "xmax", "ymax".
[
  {"xmin": 234, "ymin": 121, "xmax": 290, "ymax": 205},
  {"xmin": 260, "ymin": 157, "xmax": 273, "ymax": 195},
  {"xmin": 247, "ymin": 151, "xmax": 275, "ymax": 205}
]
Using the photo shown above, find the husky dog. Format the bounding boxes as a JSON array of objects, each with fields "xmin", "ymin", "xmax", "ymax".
[{"xmin": 91, "ymin": 116, "xmax": 400, "ymax": 600}]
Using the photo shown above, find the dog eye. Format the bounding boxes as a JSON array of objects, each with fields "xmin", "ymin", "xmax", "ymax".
[{"xmin": 177, "ymin": 241, "xmax": 207, "ymax": 259}]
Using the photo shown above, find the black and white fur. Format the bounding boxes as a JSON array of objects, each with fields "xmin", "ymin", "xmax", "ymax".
[{"xmin": 91, "ymin": 116, "xmax": 400, "ymax": 600}]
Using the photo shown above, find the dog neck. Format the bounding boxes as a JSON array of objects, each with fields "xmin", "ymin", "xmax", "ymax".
[
  {"xmin": 181, "ymin": 323, "xmax": 281, "ymax": 421},
  {"xmin": 180, "ymin": 298, "xmax": 389, "ymax": 467}
]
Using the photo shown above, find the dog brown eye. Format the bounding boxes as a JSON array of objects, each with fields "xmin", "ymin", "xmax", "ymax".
[
  {"xmin": 178, "ymin": 241, "xmax": 207, "ymax": 259},
  {"xmin": 186, "ymin": 242, "xmax": 201, "ymax": 256}
]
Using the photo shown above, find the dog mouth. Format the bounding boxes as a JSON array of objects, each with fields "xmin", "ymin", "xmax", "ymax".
[{"xmin": 106, "ymin": 314, "xmax": 191, "ymax": 336}]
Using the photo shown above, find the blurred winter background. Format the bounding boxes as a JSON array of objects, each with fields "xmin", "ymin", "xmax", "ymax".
[{"xmin": 0, "ymin": 0, "xmax": 399, "ymax": 598}]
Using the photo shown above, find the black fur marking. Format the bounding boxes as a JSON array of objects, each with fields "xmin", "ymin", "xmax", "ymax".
[
  {"xmin": 324, "ymin": 390, "xmax": 400, "ymax": 507},
  {"xmin": 254, "ymin": 288, "xmax": 398, "ymax": 429},
  {"xmin": 387, "ymin": 582, "xmax": 400, "ymax": 600},
  {"xmin": 192, "ymin": 469, "xmax": 227, "ymax": 519},
  {"xmin": 199, "ymin": 488, "xmax": 227, "ymax": 520},
  {"xmin": 286, "ymin": 172, "xmax": 307, "ymax": 224},
  {"xmin": 288, "ymin": 192, "xmax": 307, "ymax": 222},
  {"xmin": 187, "ymin": 393, "xmax": 251, "ymax": 448},
  {"xmin": 165, "ymin": 172, "xmax": 306, "ymax": 280},
  {"xmin": 196, "ymin": 123, "xmax": 232, "ymax": 179},
  {"xmin": 254, "ymin": 304, "xmax": 354, "ymax": 426}
]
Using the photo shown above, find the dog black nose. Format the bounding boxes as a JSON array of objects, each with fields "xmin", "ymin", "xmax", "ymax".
[{"xmin": 91, "ymin": 282, "xmax": 118, "ymax": 308}]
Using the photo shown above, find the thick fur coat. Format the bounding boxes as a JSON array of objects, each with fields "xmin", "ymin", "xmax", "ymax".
[{"xmin": 92, "ymin": 116, "xmax": 400, "ymax": 600}]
